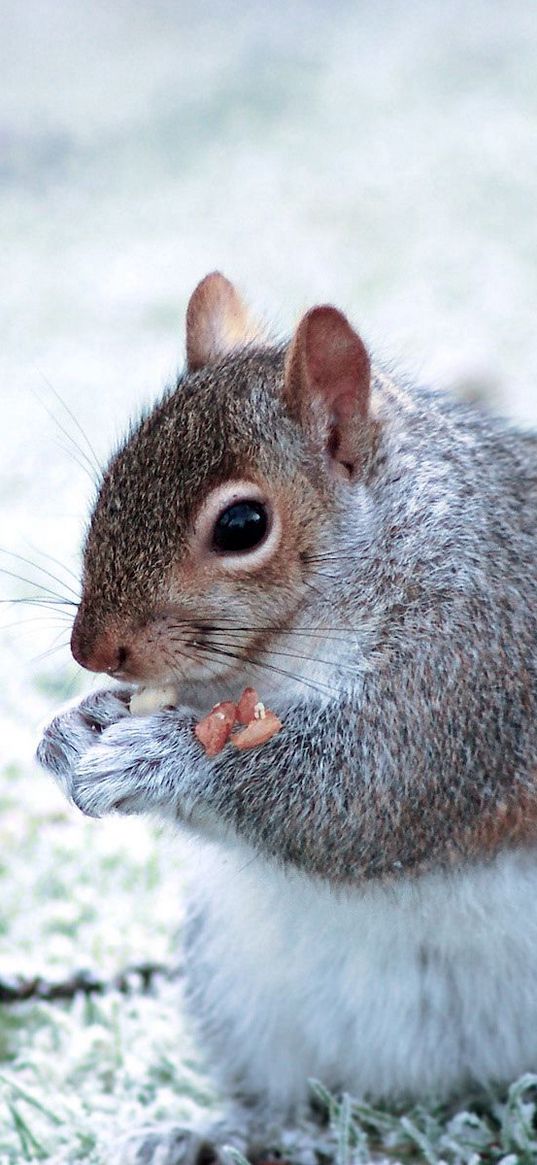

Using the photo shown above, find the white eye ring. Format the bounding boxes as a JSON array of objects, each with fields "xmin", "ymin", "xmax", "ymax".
[{"xmin": 192, "ymin": 480, "xmax": 282, "ymax": 571}]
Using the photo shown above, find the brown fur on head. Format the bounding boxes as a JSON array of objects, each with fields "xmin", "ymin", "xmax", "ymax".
[{"xmin": 71, "ymin": 273, "xmax": 373, "ymax": 689}]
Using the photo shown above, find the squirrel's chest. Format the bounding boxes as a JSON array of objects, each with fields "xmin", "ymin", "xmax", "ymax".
[{"xmin": 184, "ymin": 840, "xmax": 537, "ymax": 1103}]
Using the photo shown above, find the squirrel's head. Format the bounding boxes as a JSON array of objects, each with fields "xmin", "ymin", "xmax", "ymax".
[{"xmin": 71, "ymin": 273, "xmax": 374, "ymax": 693}]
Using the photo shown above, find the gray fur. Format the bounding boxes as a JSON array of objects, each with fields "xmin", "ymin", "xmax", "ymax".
[
  {"xmin": 35, "ymin": 320, "xmax": 537, "ymax": 1157},
  {"xmin": 38, "ymin": 370, "xmax": 537, "ymax": 882}
]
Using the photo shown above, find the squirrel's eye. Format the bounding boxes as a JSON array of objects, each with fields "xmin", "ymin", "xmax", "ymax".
[{"xmin": 212, "ymin": 501, "xmax": 269, "ymax": 554}]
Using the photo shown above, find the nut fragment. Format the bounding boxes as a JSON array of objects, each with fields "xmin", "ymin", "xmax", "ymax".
[
  {"xmin": 194, "ymin": 701, "xmax": 237, "ymax": 756},
  {"xmin": 236, "ymin": 687, "xmax": 260, "ymax": 724},
  {"xmin": 208, "ymin": 701, "xmax": 237, "ymax": 726},
  {"xmin": 232, "ymin": 711, "xmax": 283, "ymax": 750},
  {"xmin": 195, "ymin": 690, "xmax": 283, "ymax": 755},
  {"xmin": 130, "ymin": 686, "xmax": 179, "ymax": 716}
]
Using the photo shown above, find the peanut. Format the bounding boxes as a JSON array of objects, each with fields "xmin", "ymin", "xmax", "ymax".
[{"xmin": 232, "ymin": 711, "xmax": 282, "ymax": 750}]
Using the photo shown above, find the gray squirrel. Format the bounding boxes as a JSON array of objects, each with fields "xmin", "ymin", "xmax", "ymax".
[{"xmin": 37, "ymin": 273, "xmax": 537, "ymax": 1164}]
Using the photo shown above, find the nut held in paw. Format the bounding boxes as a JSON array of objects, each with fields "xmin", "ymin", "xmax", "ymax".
[{"xmin": 129, "ymin": 686, "xmax": 179, "ymax": 716}]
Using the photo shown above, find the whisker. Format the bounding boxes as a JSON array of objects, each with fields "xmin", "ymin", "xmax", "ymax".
[
  {"xmin": 61, "ymin": 670, "xmax": 85, "ymax": 700},
  {"xmin": 235, "ymin": 853, "xmax": 261, "ymax": 877},
  {"xmin": 30, "ymin": 639, "xmax": 72, "ymax": 665},
  {"xmin": 26, "ymin": 545, "xmax": 81, "ymax": 586},
  {"xmin": 0, "ymin": 550, "xmax": 80, "ymax": 600},
  {"xmin": 195, "ymin": 642, "xmax": 337, "ymax": 696},
  {"xmin": 55, "ymin": 438, "xmax": 98, "ymax": 483},
  {"xmin": 306, "ymin": 570, "xmax": 347, "ymax": 582},
  {"xmin": 0, "ymin": 599, "xmax": 75, "ymax": 619},
  {"xmin": 34, "ymin": 368, "xmax": 102, "ymax": 476},
  {"xmin": 31, "ymin": 387, "xmax": 99, "ymax": 484},
  {"xmin": 302, "ymin": 552, "xmax": 370, "ymax": 573},
  {"xmin": 168, "ymin": 622, "xmax": 356, "ymax": 641},
  {"xmin": 0, "ymin": 567, "xmax": 78, "ymax": 605},
  {"xmin": 198, "ymin": 636, "xmax": 359, "ymax": 675},
  {"xmin": 302, "ymin": 576, "xmax": 365, "ymax": 648},
  {"xmin": 162, "ymin": 641, "xmax": 227, "ymax": 691},
  {"xmin": 0, "ymin": 615, "xmax": 74, "ymax": 632},
  {"xmin": 303, "ymin": 551, "xmax": 360, "ymax": 561},
  {"xmin": 222, "ymin": 627, "xmax": 353, "ymax": 639},
  {"xmin": 163, "ymin": 635, "xmax": 225, "ymax": 686}
]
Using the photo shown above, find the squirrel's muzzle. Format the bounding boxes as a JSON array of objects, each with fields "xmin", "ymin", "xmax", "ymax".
[{"xmin": 71, "ymin": 612, "xmax": 129, "ymax": 677}]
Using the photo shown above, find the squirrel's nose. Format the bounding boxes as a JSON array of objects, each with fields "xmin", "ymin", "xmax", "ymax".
[{"xmin": 71, "ymin": 619, "xmax": 129, "ymax": 676}]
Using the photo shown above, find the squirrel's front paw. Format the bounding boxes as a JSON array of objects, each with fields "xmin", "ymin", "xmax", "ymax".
[
  {"xmin": 36, "ymin": 688, "xmax": 132, "ymax": 802},
  {"xmin": 70, "ymin": 709, "xmax": 194, "ymax": 819}
]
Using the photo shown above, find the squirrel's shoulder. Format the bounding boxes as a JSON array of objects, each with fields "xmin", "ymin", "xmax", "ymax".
[{"xmin": 372, "ymin": 367, "xmax": 536, "ymax": 470}]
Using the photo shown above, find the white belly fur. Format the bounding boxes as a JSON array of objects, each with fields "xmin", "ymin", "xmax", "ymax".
[{"xmin": 184, "ymin": 839, "xmax": 537, "ymax": 1107}]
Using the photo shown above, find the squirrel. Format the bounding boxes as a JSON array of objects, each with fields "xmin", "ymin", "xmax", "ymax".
[{"xmin": 37, "ymin": 272, "xmax": 537, "ymax": 1165}]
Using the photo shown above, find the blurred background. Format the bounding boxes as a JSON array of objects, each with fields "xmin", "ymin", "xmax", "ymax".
[{"xmin": 1, "ymin": 1, "xmax": 536, "ymax": 1160}]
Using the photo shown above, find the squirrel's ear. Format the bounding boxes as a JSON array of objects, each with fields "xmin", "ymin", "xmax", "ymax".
[
  {"xmin": 283, "ymin": 305, "xmax": 371, "ymax": 478},
  {"xmin": 186, "ymin": 272, "xmax": 263, "ymax": 371}
]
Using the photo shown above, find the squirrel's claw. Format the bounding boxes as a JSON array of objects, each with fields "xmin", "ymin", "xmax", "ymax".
[{"xmin": 35, "ymin": 687, "xmax": 134, "ymax": 806}]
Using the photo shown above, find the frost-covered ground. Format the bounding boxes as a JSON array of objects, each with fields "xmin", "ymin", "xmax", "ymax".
[{"xmin": 1, "ymin": 1, "xmax": 537, "ymax": 1161}]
